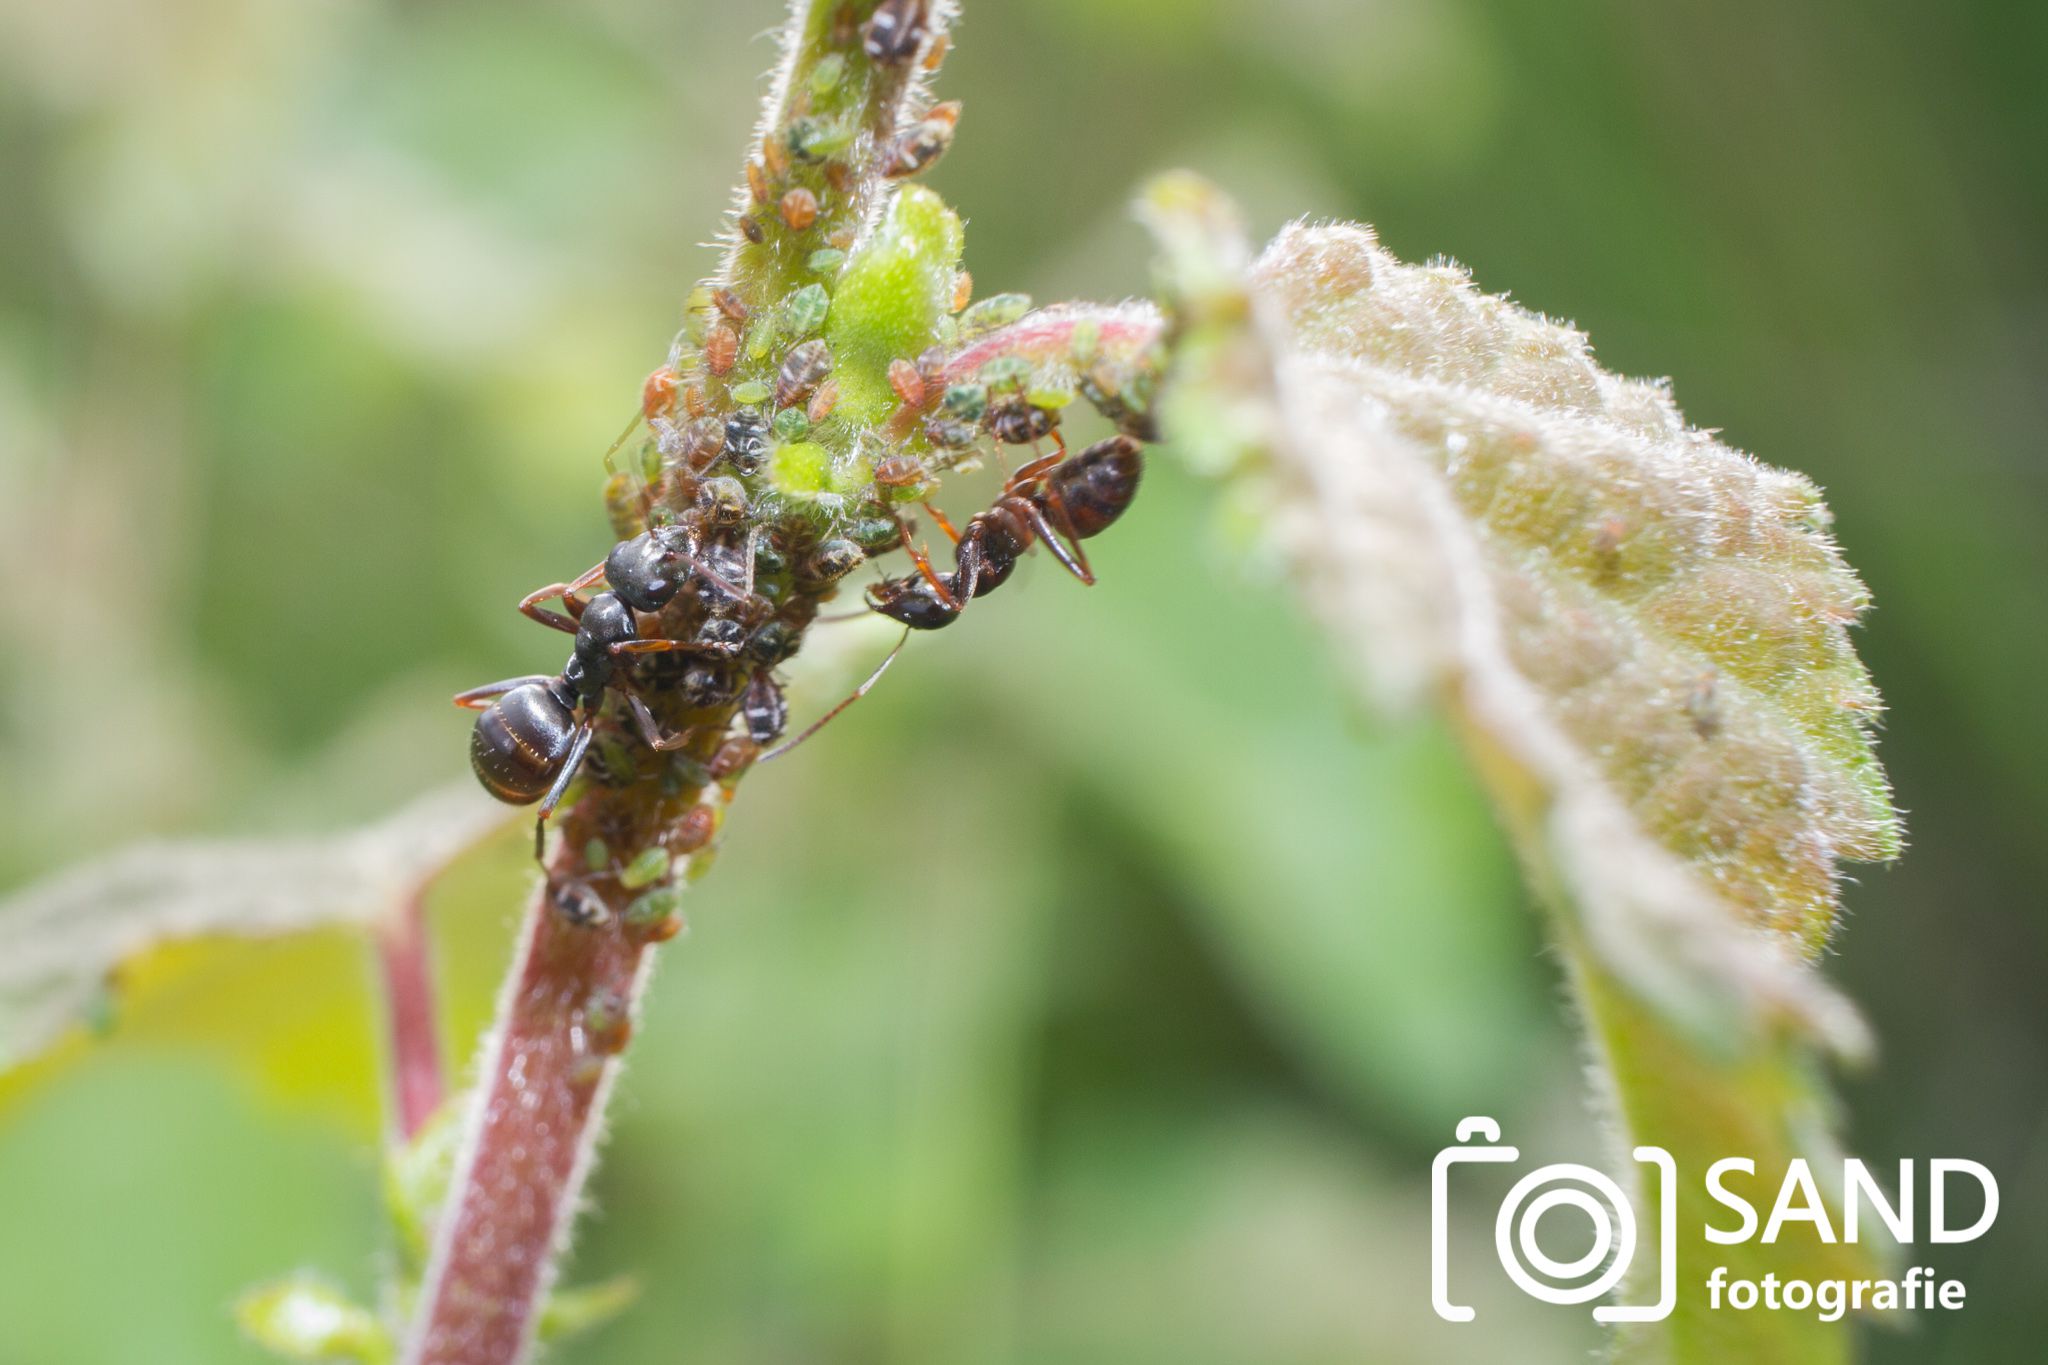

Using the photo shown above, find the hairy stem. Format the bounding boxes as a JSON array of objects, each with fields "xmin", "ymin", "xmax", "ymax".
[{"xmin": 399, "ymin": 4, "xmax": 953, "ymax": 1362}]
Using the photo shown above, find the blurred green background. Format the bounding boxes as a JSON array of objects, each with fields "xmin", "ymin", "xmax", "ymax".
[{"xmin": 0, "ymin": 1, "xmax": 2041, "ymax": 1361}]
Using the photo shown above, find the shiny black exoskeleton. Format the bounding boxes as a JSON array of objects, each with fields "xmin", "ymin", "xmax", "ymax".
[
  {"xmin": 457, "ymin": 522, "xmax": 753, "ymax": 852},
  {"xmin": 868, "ymin": 435, "xmax": 1143, "ymax": 631}
]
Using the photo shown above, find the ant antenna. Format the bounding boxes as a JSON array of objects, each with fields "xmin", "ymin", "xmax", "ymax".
[{"xmin": 758, "ymin": 629, "xmax": 910, "ymax": 763}]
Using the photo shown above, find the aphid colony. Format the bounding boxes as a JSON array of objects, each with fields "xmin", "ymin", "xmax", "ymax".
[{"xmin": 454, "ymin": 0, "xmax": 1157, "ymax": 905}]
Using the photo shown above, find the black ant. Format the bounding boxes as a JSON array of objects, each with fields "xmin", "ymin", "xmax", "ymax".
[
  {"xmin": 867, "ymin": 435, "xmax": 1143, "ymax": 630},
  {"xmin": 456, "ymin": 522, "xmax": 756, "ymax": 851}
]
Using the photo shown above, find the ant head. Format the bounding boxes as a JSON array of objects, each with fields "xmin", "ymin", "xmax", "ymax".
[
  {"xmin": 866, "ymin": 574, "xmax": 958, "ymax": 630},
  {"xmin": 606, "ymin": 529, "xmax": 690, "ymax": 612}
]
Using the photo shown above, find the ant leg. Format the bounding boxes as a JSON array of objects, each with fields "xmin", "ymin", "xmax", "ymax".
[
  {"xmin": 532, "ymin": 719, "xmax": 597, "ymax": 858},
  {"xmin": 921, "ymin": 502, "xmax": 962, "ymax": 544},
  {"xmin": 520, "ymin": 562, "xmax": 607, "ymax": 633},
  {"xmin": 897, "ymin": 520, "xmax": 962, "ymax": 610},
  {"xmin": 1023, "ymin": 487, "xmax": 1095, "ymax": 586},
  {"xmin": 1007, "ymin": 452, "xmax": 1063, "ymax": 492},
  {"xmin": 609, "ymin": 638, "xmax": 736, "ymax": 658},
  {"xmin": 627, "ymin": 695, "xmax": 698, "ymax": 752},
  {"xmin": 453, "ymin": 675, "xmax": 556, "ymax": 709},
  {"xmin": 759, "ymin": 629, "xmax": 909, "ymax": 763}
]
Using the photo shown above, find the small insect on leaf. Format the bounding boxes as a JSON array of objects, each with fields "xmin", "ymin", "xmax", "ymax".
[
  {"xmin": 782, "ymin": 283, "xmax": 831, "ymax": 337},
  {"xmin": 779, "ymin": 187, "xmax": 819, "ymax": 231}
]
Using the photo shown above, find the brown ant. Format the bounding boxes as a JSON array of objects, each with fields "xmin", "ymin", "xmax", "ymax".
[{"xmin": 867, "ymin": 435, "xmax": 1143, "ymax": 630}]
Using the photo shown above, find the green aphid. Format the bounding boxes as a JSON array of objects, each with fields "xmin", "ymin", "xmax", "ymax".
[
  {"xmin": 619, "ymin": 847, "xmax": 672, "ymax": 892},
  {"xmin": 958, "ymin": 292, "xmax": 1032, "ymax": 337},
  {"xmin": 848, "ymin": 515, "xmax": 904, "ymax": 553},
  {"xmin": 978, "ymin": 355, "xmax": 1030, "ymax": 387},
  {"xmin": 809, "ymin": 53, "xmax": 846, "ymax": 97},
  {"xmin": 584, "ymin": 838, "xmax": 611, "ymax": 872},
  {"xmin": 786, "ymin": 116, "xmax": 854, "ymax": 162},
  {"xmin": 807, "ymin": 247, "xmax": 846, "ymax": 273},
  {"xmin": 772, "ymin": 406, "xmax": 811, "ymax": 441},
  {"xmin": 731, "ymin": 379, "xmax": 773, "ymax": 405},
  {"xmin": 782, "ymin": 283, "xmax": 830, "ymax": 336},
  {"xmin": 1069, "ymin": 317, "xmax": 1101, "ymax": 366},
  {"xmin": 942, "ymin": 383, "xmax": 988, "ymax": 421},
  {"xmin": 746, "ymin": 324, "xmax": 775, "ymax": 361},
  {"xmin": 623, "ymin": 883, "xmax": 687, "ymax": 929},
  {"xmin": 604, "ymin": 470, "xmax": 647, "ymax": 542},
  {"xmin": 1027, "ymin": 386, "xmax": 1076, "ymax": 410}
]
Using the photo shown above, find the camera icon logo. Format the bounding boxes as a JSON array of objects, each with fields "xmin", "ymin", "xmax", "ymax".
[{"xmin": 1431, "ymin": 1117, "xmax": 1676, "ymax": 1323}]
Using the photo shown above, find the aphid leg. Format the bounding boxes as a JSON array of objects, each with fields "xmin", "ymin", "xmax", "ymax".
[
  {"xmin": 452, "ymin": 675, "xmax": 557, "ymax": 709},
  {"xmin": 627, "ymin": 695, "xmax": 698, "ymax": 752},
  {"xmin": 897, "ymin": 520, "xmax": 962, "ymax": 610},
  {"xmin": 519, "ymin": 561, "xmax": 607, "ymax": 632},
  {"xmin": 759, "ymin": 629, "xmax": 910, "ymax": 763},
  {"xmin": 1028, "ymin": 483, "xmax": 1096, "ymax": 585},
  {"xmin": 601, "ymin": 406, "xmax": 642, "ymax": 476}
]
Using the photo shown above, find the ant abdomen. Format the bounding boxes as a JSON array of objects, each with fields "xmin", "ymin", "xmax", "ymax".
[
  {"xmin": 471, "ymin": 679, "xmax": 581, "ymax": 804},
  {"xmin": 1044, "ymin": 436, "xmax": 1142, "ymax": 540}
]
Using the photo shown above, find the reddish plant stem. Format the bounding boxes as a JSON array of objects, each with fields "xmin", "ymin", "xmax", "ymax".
[
  {"xmin": 400, "ymin": 6, "xmax": 951, "ymax": 1361},
  {"xmin": 401, "ymin": 851, "xmax": 653, "ymax": 1365},
  {"xmin": 941, "ymin": 304, "xmax": 1164, "ymax": 383},
  {"xmin": 376, "ymin": 890, "xmax": 446, "ymax": 1142}
]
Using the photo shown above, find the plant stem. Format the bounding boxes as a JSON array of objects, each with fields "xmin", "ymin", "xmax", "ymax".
[
  {"xmin": 399, "ymin": 5, "xmax": 954, "ymax": 1362},
  {"xmin": 375, "ymin": 890, "xmax": 445, "ymax": 1142}
]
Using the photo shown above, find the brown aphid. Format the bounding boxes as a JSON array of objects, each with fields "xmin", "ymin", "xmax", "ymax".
[
  {"xmin": 1685, "ymin": 669, "xmax": 1721, "ymax": 740},
  {"xmin": 641, "ymin": 367, "xmax": 678, "ymax": 419},
  {"xmin": 827, "ymin": 224, "xmax": 857, "ymax": 249},
  {"xmin": 807, "ymin": 378, "xmax": 840, "ymax": 424},
  {"xmin": 1591, "ymin": 514, "xmax": 1628, "ymax": 561},
  {"xmin": 779, "ymin": 187, "xmax": 819, "ymax": 231},
  {"xmin": 762, "ymin": 133, "xmax": 789, "ymax": 177},
  {"xmin": 915, "ymin": 343, "xmax": 949, "ymax": 389},
  {"xmin": 830, "ymin": 2, "xmax": 859, "ymax": 46},
  {"xmin": 680, "ymin": 415, "xmax": 725, "ymax": 470},
  {"xmin": 922, "ymin": 31, "xmax": 949, "ymax": 70},
  {"xmin": 872, "ymin": 453, "xmax": 929, "ymax": 489},
  {"xmin": 951, "ymin": 269, "xmax": 973, "ymax": 313},
  {"xmin": 888, "ymin": 357, "xmax": 926, "ymax": 409},
  {"xmin": 745, "ymin": 158, "xmax": 769, "ymax": 205},
  {"xmin": 776, "ymin": 338, "xmax": 832, "ymax": 407},
  {"xmin": 673, "ymin": 801, "xmax": 719, "ymax": 852},
  {"xmin": 988, "ymin": 393, "xmax": 1056, "ymax": 445},
  {"xmin": 823, "ymin": 161, "xmax": 853, "ymax": 195},
  {"xmin": 682, "ymin": 382, "xmax": 709, "ymax": 418},
  {"xmin": 712, "ymin": 287, "xmax": 750, "ymax": 322},
  {"xmin": 883, "ymin": 100, "xmax": 961, "ymax": 180},
  {"xmin": 738, "ymin": 214, "xmax": 766, "ymax": 244},
  {"xmin": 864, "ymin": 0, "xmax": 926, "ymax": 62},
  {"xmin": 709, "ymin": 739, "xmax": 758, "ymax": 783},
  {"xmin": 705, "ymin": 322, "xmax": 739, "ymax": 375}
]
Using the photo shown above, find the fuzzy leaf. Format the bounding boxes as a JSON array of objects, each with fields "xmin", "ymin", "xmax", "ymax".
[
  {"xmin": 1141, "ymin": 173, "xmax": 1900, "ymax": 1361},
  {"xmin": 0, "ymin": 786, "xmax": 511, "ymax": 1073}
]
